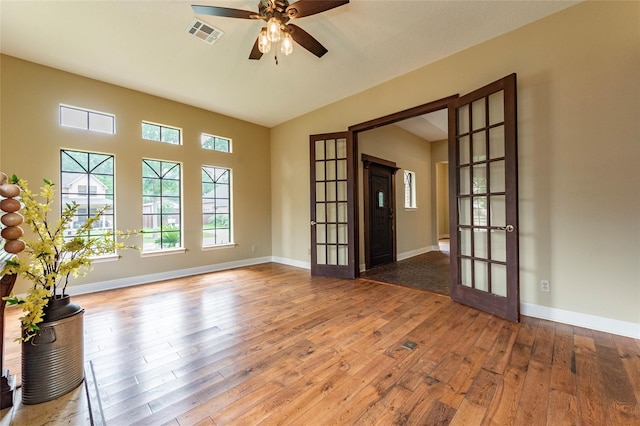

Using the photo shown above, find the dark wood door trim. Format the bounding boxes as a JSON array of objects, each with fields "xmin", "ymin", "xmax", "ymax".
[
  {"xmin": 362, "ymin": 154, "xmax": 399, "ymax": 270},
  {"xmin": 349, "ymin": 96, "xmax": 459, "ymax": 278},
  {"xmin": 350, "ymin": 95, "xmax": 459, "ymax": 133}
]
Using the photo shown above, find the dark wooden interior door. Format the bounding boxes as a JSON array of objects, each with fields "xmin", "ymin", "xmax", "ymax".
[
  {"xmin": 310, "ymin": 132, "xmax": 356, "ymax": 279},
  {"xmin": 363, "ymin": 156, "xmax": 397, "ymax": 268},
  {"xmin": 448, "ymin": 74, "xmax": 520, "ymax": 322}
]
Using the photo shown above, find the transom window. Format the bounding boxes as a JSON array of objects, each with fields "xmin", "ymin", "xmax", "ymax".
[
  {"xmin": 201, "ymin": 133, "xmax": 231, "ymax": 153},
  {"xmin": 141, "ymin": 121, "xmax": 181, "ymax": 145},
  {"xmin": 59, "ymin": 104, "xmax": 115, "ymax": 134},
  {"xmin": 60, "ymin": 150, "xmax": 115, "ymax": 247},
  {"xmin": 202, "ymin": 166, "xmax": 232, "ymax": 246},
  {"xmin": 142, "ymin": 159, "xmax": 182, "ymax": 251},
  {"xmin": 404, "ymin": 170, "xmax": 417, "ymax": 209}
]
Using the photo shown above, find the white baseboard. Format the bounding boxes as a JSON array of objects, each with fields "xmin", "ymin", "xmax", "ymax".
[
  {"xmin": 397, "ymin": 246, "xmax": 438, "ymax": 261},
  {"xmin": 521, "ymin": 302, "xmax": 640, "ymax": 339},
  {"xmin": 271, "ymin": 256, "xmax": 310, "ymax": 270},
  {"xmin": 66, "ymin": 256, "xmax": 273, "ymax": 296}
]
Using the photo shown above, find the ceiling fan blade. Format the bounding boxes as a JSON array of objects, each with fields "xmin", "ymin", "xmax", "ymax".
[
  {"xmin": 249, "ymin": 30, "xmax": 265, "ymax": 60},
  {"xmin": 192, "ymin": 5, "xmax": 256, "ymax": 19},
  {"xmin": 286, "ymin": 0, "xmax": 349, "ymax": 19},
  {"xmin": 287, "ymin": 24, "xmax": 328, "ymax": 58}
]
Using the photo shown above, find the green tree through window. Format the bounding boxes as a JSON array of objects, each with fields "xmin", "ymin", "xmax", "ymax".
[
  {"xmin": 201, "ymin": 133, "xmax": 231, "ymax": 152},
  {"xmin": 142, "ymin": 159, "xmax": 182, "ymax": 250},
  {"xmin": 202, "ymin": 166, "xmax": 231, "ymax": 246},
  {"xmin": 60, "ymin": 150, "xmax": 115, "ymax": 247}
]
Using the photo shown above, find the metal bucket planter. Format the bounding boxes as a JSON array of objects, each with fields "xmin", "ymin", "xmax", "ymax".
[{"xmin": 21, "ymin": 295, "xmax": 84, "ymax": 405}]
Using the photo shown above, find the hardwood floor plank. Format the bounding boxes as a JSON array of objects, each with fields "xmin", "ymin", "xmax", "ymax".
[
  {"xmin": 547, "ymin": 389, "xmax": 579, "ymax": 425},
  {"xmin": 596, "ymin": 344, "xmax": 640, "ymax": 424},
  {"xmin": 465, "ymin": 367, "xmax": 499, "ymax": 408},
  {"xmin": 418, "ymin": 399, "xmax": 457, "ymax": 425},
  {"xmin": 351, "ymin": 384, "xmax": 412, "ymax": 425},
  {"xmin": 530, "ymin": 319, "xmax": 555, "ymax": 365},
  {"xmin": 513, "ymin": 359, "xmax": 551, "ymax": 426},
  {"xmin": 275, "ymin": 352, "xmax": 396, "ymax": 424},
  {"xmin": 550, "ymin": 331, "xmax": 577, "ymax": 395},
  {"xmin": 210, "ymin": 381, "xmax": 284, "ymax": 425},
  {"xmin": 575, "ymin": 350, "xmax": 609, "ymax": 426},
  {"xmin": 483, "ymin": 365, "xmax": 528, "ymax": 426},
  {"xmin": 614, "ymin": 334, "xmax": 640, "ymax": 403},
  {"xmin": 481, "ymin": 323, "xmax": 518, "ymax": 375},
  {"xmin": 449, "ymin": 399, "xmax": 486, "ymax": 425}
]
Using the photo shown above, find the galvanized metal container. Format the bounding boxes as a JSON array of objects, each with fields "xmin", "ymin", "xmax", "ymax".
[{"xmin": 21, "ymin": 296, "xmax": 84, "ymax": 405}]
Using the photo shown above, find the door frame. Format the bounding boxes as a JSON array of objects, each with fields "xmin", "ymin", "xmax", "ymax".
[
  {"xmin": 362, "ymin": 154, "xmax": 399, "ymax": 270},
  {"xmin": 312, "ymin": 78, "xmax": 519, "ymax": 322},
  {"xmin": 348, "ymin": 96, "xmax": 459, "ymax": 278}
]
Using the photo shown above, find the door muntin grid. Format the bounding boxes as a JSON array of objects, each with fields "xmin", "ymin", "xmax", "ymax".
[
  {"xmin": 456, "ymin": 90, "xmax": 508, "ymax": 297},
  {"xmin": 314, "ymin": 137, "xmax": 349, "ymax": 266}
]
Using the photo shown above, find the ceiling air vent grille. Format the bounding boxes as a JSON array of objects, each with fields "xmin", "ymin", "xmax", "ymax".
[{"xmin": 186, "ymin": 19, "xmax": 224, "ymax": 45}]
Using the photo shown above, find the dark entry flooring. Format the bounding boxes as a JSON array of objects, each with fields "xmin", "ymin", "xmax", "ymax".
[{"xmin": 360, "ymin": 246, "xmax": 451, "ymax": 296}]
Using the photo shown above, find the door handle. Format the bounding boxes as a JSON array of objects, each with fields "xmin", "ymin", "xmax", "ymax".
[
  {"xmin": 310, "ymin": 221, "xmax": 316, "ymax": 226},
  {"xmin": 499, "ymin": 225, "xmax": 515, "ymax": 232}
]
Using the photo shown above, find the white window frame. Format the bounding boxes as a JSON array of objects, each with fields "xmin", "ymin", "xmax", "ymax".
[
  {"xmin": 201, "ymin": 133, "xmax": 232, "ymax": 153},
  {"xmin": 141, "ymin": 121, "xmax": 182, "ymax": 145},
  {"xmin": 404, "ymin": 170, "xmax": 417, "ymax": 209},
  {"xmin": 60, "ymin": 149, "xmax": 117, "ymax": 259},
  {"xmin": 141, "ymin": 159, "xmax": 184, "ymax": 254},
  {"xmin": 59, "ymin": 104, "xmax": 115, "ymax": 134},
  {"xmin": 201, "ymin": 165, "xmax": 233, "ymax": 248}
]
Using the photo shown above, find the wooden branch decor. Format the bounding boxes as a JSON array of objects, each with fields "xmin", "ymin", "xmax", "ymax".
[{"xmin": 0, "ymin": 171, "xmax": 26, "ymax": 409}]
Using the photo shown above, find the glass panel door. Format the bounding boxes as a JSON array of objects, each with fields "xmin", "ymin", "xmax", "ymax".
[
  {"xmin": 310, "ymin": 132, "xmax": 355, "ymax": 278},
  {"xmin": 449, "ymin": 74, "xmax": 520, "ymax": 321}
]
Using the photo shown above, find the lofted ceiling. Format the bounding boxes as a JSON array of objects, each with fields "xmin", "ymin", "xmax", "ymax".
[
  {"xmin": 395, "ymin": 109, "xmax": 449, "ymax": 142},
  {"xmin": 0, "ymin": 1, "xmax": 578, "ymax": 129}
]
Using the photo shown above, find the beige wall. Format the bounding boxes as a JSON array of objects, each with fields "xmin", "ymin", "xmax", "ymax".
[
  {"xmin": 431, "ymin": 139, "xmax": 449, "ymax": 240},
  {"xmin": 1, "ymin": 55, "xmax": 272, "ymax": 294},
  {"xmin": 271, "ymin": 2, "xmax": 640, "ymax": 325},
  {"xmin": 358, "ymin": 125, "xmax": 432, "ymax": 266}
]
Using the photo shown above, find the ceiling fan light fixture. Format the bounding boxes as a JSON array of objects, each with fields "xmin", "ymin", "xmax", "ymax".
[
  {"xmin": 266, "ymin": 17, "xmax": 281, "ymax": 42},
  {"xmin": 281, "ymin": 31, "xmax": 293, "ymax": 55},
  {"xmin": 258, "ymin": 29, "xmax": 271, "ymax": 53}
]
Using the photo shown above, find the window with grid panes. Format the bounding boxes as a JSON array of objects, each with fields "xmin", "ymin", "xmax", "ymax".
[
  {"xmin": 60, "ymin": 150, "xmax": 116, "ymax": 250},
  {"xmin": 142, "ymin": 159, "xmax": 182, "ymax": 251},
  {"xmin": 201, "ymin": 166, "xmax": 232, "ymax": 246}
]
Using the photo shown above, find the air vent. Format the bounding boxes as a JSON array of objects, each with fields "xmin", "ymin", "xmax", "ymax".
[{"xmin": 186, "ymin": 18, "xmax": 224, "ymax": 45}]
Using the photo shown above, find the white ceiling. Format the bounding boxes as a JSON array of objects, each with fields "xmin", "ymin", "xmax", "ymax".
[
  {"xmin": 0, "ymin": 1, "xmax": 578, "ymax": 129},
  {"xmin": 395, "ymin": 109, "xmax": 448, "ymax": 142}
]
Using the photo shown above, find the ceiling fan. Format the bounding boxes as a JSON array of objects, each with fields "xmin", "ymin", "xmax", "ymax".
[{"xmin": 192, "ymin": 0, "xmax": 349, "ymax": 62}]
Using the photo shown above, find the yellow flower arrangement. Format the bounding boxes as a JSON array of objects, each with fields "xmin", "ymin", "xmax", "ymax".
[{"xmin": 1, "ymin": 175, "xmax": 137, "ymax": 341}]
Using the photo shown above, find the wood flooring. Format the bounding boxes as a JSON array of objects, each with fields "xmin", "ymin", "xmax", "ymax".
[{"xmin": 1, "ymin": 262, "xmax": 639, "ymax": 425}]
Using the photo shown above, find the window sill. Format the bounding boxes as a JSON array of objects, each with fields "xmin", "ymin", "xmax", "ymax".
[
  {"xmin": 202, "ymin": 243, "xmax": 237, "ymax": 251},
  {"xmin": 90, "ymin": 254, "xmax": 121, "ymax": 263},
  {"xmin": 405, "ymin": 207, "xmax": 418, "ymax": 211},
  {"xmin": 141, "ymin": 247, "xmax": 187, "ymax": 258}
]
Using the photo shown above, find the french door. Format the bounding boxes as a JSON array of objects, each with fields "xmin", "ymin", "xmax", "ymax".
[
  {"xmin": 309, "ymin": 132, "xmax": 356, "ymax": 278},
  {"xmin": 308, "ymin": 78, "xmax": 519, "ymax": 322},
  {"xmin": 448, "ymin": 74, "xmax": 520, "ymax": 321}
]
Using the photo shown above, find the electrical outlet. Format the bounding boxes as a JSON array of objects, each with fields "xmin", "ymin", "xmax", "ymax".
[{"xmin": 540, "ymin": 280, "xmax": 550, "ymax": 292}]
